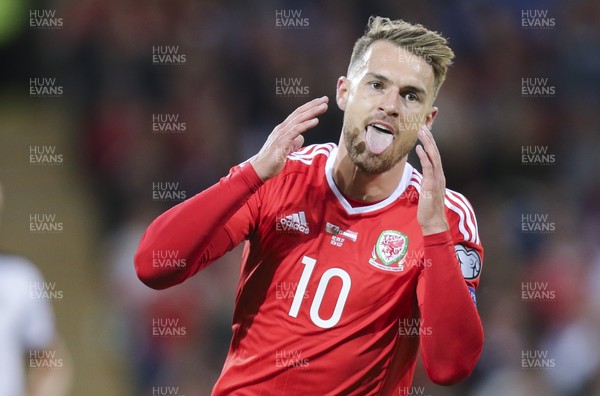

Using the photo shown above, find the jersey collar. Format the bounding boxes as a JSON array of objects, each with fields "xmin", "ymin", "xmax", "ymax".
[{"xmin": 324, "ymin": 145, "xmax": 413, "ymax": 215}]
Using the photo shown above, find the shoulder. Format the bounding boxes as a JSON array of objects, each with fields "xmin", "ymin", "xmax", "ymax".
[
  {"xmin": 405, "ymin": 167, "xmax": 480, "ymax": 245},
  {"xmin": 257, "ymin": 144, "xmax": 336, "ymax": 204},
  {"xmin": 273, "ymin": 143, "xmax": 336, "ymax": 181},
  {"xmin": 286, "ymin": 143, "xmax": 336, "ymax": 168},
  {"xmin": 443, "ymin": 187, "xmax": 480, "ymax": 245},
  {"xmin": 230, "ymin": 143, "xmax": 336, "ymax": 179}
]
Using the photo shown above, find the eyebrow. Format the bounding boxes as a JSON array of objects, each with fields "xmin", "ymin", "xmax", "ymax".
[{"xmin": 365, "ymin": 72, "xmax": 427, "ymax": 96}]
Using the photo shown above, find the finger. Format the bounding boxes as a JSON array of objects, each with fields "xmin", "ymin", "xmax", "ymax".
[
  {"xmin": 415, "ymin": 144, "xmax": 434, "ymax": 180},
  {"xmin": 418, "ymin": 127, "xmax": 442, "ymax": 168},
  {"xmin": 281, "ymin": 96, "xmax": 328, "ymax": 128},
  {"xmin": 285, "ymin": 117, "xmax": 320, "ymax": 139},
  {"xmin": 279, "ymin": 133, "xmax": 306, "ymax": 157},
  {"xmin": 290, "ymin": 134, "xmax": 305, "ymax": 151},
  {"xmin": 417, "ymin": 127, "xmax": 446, "ymax": 186},
  {"xmin": 417, "ymin": 125, "xmax": 435, "ymax": 151},
  {"xmin": 282, "ymin": 96, "xmax": 328, "ymax": 122},
  {"xmin": 285, "ymin": 106, "xmax": 327, "ymax": 137},
  {"xmin": 284, "ymin": 101, "xmax": 328, "ymax": 131}
]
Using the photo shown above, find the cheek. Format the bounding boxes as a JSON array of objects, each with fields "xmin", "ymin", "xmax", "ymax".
[
  {"xmin": 343, "ymin": 100, "xmax": 362, "ymax": 126},
  {"xmin": 394, "ymin": 122, "xmax": 420, "ymax": 152},
  {"xmin": 404, "ymin": 124, "xmax": 420, "ymax": 142},
  {"xmin": 347, "ymin": 95, "xmax": 370, "ymax": 120},
  {"xmin": 400, "ymin": 111, "xmax": 426, "ymax": 132}
]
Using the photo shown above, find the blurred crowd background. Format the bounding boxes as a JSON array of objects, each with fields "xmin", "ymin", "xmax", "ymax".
[{"xmin": 1, "ymin": 0, "xmax": 599, "ymax": 395}]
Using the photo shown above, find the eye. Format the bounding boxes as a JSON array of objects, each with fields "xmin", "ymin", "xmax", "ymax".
[
  {"xmin": 369, "ymin": 81, "xmax": 384, "ymax": 90},
  {"xmin": 403, "ymin": 92, "xmax": 420, "ymax": 102}
]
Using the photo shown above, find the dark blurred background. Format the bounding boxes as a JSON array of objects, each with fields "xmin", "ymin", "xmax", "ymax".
[{"xmin": 1, "ymin": 0, "xmax": 599, "ymax": 395}]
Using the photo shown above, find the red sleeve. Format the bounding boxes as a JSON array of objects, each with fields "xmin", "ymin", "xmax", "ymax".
[
  {"xmin": 134, "ymin": 163, "xmax": 263, "ymax": 290},
  {"xmin": 416, "ymin": 192, "xmax": 484, "ymax": 385}
]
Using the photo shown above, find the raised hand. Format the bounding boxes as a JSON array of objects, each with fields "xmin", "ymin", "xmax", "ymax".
[
  {"xmin": 415, "ymin": 125, "xmax": 449, "ymax": 236},
  {"xmin": 250, "ymin": 96, "xmax": 329, "ymax": 182}
]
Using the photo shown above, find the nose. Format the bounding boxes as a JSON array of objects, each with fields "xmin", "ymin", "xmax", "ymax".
[{"xmin": 378, "ymin": 89, "xmax": 399, "ymax": 118}]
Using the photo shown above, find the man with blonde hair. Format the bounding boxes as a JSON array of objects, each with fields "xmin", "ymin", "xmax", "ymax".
[{"xmin": 136, "ymin": 16, "xmax": 484, "ymax": 394}]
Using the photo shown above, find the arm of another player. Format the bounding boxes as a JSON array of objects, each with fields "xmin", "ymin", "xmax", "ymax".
[
  {"xmin": 135, "ymin": 96, "xmax": 329, "ymax": 289},
  {"xmin": 415, "ymin": 126, "xmax": 484, "ymax": 385}
]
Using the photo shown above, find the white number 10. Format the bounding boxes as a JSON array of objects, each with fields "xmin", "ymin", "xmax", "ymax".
[{"xmin": 288, "ymin": 256, "xmax": 352, "ymax": 329}]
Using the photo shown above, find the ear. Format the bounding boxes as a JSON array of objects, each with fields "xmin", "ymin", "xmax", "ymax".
[
  {"xmin": 336, "ymin": 77, "xmax": 350, "ymax": 111},
  {"xmin": 425, "ymin": 106, "xmax": 438, "ymax": 129}
]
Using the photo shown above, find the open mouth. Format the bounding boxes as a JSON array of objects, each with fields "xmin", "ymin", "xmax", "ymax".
[
  {"xmin": 368, "ymin": 123, "xmax": 394, "ymax": 135},
  {"xmin": 365, "ymin": 123, "xmax": 395, "ymax": 155}
]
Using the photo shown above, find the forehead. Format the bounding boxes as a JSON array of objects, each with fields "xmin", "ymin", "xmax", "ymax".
[{"xmin": 358, "ymin": 40, "xmax": 435, "ymax": 92}]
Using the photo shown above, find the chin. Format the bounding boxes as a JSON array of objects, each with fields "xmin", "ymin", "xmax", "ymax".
[{"xmin": 351, "ymin": 153, "xmax": 393, "ymax": 174}]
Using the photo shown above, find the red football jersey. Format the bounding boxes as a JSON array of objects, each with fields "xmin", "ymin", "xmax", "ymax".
[{"xmin": 205, "ymin": 143, "xmax": 483, "ymax": 394}]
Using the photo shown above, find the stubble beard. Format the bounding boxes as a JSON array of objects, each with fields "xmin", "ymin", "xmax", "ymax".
[{"xmin": 343, "ymin": 123, "xmax": 416, "ymax": 174}]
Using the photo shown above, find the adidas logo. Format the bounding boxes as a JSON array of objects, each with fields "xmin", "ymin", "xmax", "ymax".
[{"xmin": 276, "ymin": 211, "xmax": 310, "ymax": 235}]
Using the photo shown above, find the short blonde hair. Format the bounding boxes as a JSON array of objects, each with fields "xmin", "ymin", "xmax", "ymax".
[{"xmin": 349, "ymin": 16, "xmax": 455, "ymax": 98}]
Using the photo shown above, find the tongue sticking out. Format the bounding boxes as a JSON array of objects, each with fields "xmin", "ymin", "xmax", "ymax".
[{"xmin": 365, "ymin": 125, "xmax": 393, "ymax": 155}]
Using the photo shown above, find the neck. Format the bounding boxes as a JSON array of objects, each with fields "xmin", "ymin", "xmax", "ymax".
[{"xmin": 332, "ymin": 142, "xmax": 407, "ymax": 202}]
